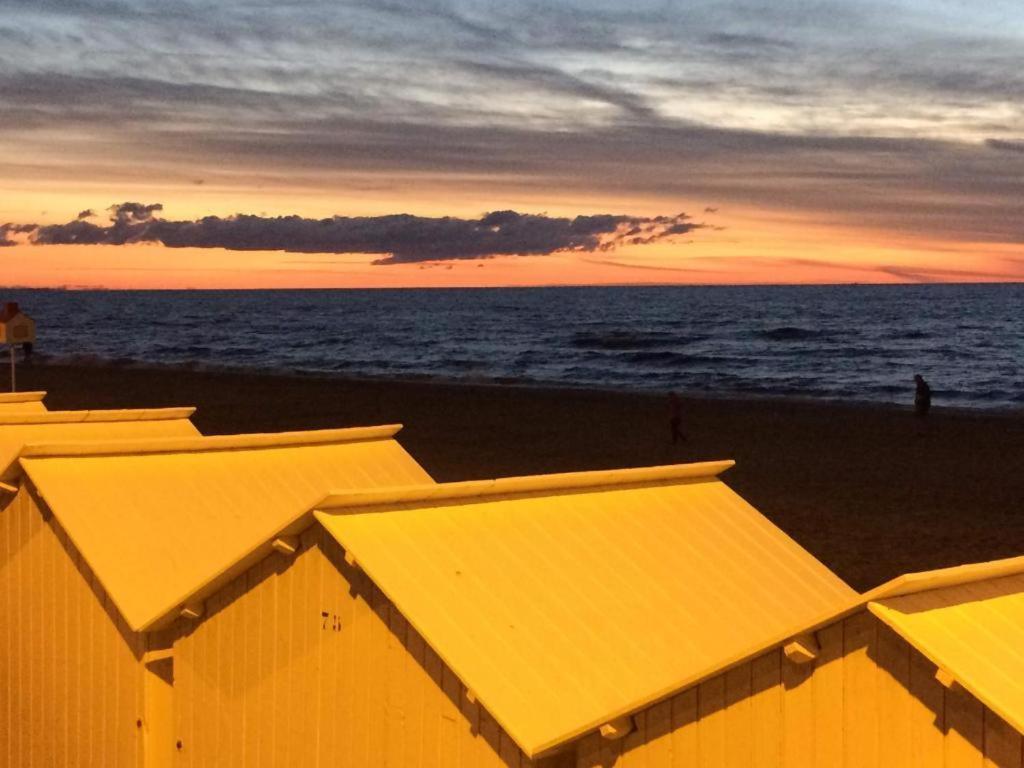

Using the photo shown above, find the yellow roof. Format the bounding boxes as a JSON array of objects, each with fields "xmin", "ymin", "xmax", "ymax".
[
  {"xmin": 869, "ymin": 563, "xmax": 1024, "ymax": 736},
  {"xmin": 19, "ymin": 425, "xmax": 432, "ymax": 632},
  {"xmin": 314, "ymin": 461, "xmax": 856, "ymax": 757},
  {"xmin": 0, "ymin": 391, "xmax": 46, "ymax": 413},
  {"xmin": 0, "ymin": 408, "xmax": 198, "ymax": 479}
]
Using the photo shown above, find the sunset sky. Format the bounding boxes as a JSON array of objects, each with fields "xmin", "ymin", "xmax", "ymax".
[{"xmin": 2, "ymin": 0, "xmax": 1023, "ymax": 287}]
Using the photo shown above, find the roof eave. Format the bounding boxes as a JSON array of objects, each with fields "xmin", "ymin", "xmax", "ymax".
[
  {"xmin": 0, "ymin": 391, "xmax": 46, "ymax": 404},
  {"xmin": 867, "ymin": 600, "xmax": 1024, "ymax": 739},
  {"xmin": 533, "ymin": 556, "xmax": 1024, "ymax": 758},
  {"xmin": 18, "ymin": 423, "xmax": 403, "ymax": 460},
  {"xmin": 315, "ymin": 460, "xmax": 736, "ymax": 513},
  {"xmin": 0, "ymin": 407, "xmax": 196, "ymax": 426},
  {"xmin": 85, "ymin": 505, "xmax": 319, "ymax": 634},
  {"xmin": 524, "ymin": 591, "xmax": 870, "ymax": 757},
  {"xmin": 863, "ymin": 555, "xmax": 1024, "ymax": 601}
]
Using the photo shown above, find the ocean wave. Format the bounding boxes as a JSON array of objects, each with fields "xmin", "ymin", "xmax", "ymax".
[
  {"xmin": 939, "ymin": 387, "xmax": 1015, "ymax": 402},
  {"xmin": 571, "ymin": 330, "xmax": 707, "ymax": 351},
  {"xmin": 754, "ymin": 326, "xmax": 834, "ymax": 342},
  {"xmin": 613, "ymin": 351, "xmax": 744, "ymax": 368},
  {"xmin": 148, "ymin": 343, "xmax": 214, "ymax": 356},
  {"xmin": 829, "ymin": 347, "xmax": 884, "ymax": 358},
  {"xmin": 436, "ymin": 357, "xmax": 489, "ymax": 371},
  {"xmin": 36, "ymin": 352, "xmax": 142, "ymax": 368}
]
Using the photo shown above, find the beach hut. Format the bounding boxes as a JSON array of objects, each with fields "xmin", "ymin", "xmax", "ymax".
[
  {"xmin": 0, "ymin": 424, "xmax": 430, "ymax": 768},
  {"xmin": 315, "ymin": 484, "xmax": 1024, "ymax": 768},
  {"xmin": 0, "ymin": 302, "xmax": 34, "ymax": 345},
  {"xmin": 120, "ymin": 459, "xmax": 1024, "ymax": 768},
  {"xmin": 0, "ymin": 407, "xmax": 199, "ymax": 476},
  {"xmin": 0, "ymin": 391, "xmax": 47, "ymax": 413},
  {"xmin": 0, "ymin": 302, "xmax": 36, "ymax": 391},
  {"xmin": 0, "ymin": 406, "xmax": 199, "ymax": 766},
  {"xmin": 514, "ymin": 557, "xmax": 1024, "ymax": 768},
  {"xmin": 7, "ymin": 457, "xmax": 860, "ymax": 767}
]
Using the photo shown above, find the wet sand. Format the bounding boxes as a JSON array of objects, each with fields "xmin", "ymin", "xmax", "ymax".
[{"xmin": 17, "ymin": 362, "xmax": 1024, "ymax": 591}]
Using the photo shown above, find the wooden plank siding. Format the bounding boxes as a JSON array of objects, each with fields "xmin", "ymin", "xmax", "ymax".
[
  {"xmin": 574, "ymin": 616, "xmax": 1024, "ymax": 768},
  {"xmin": 169, "ymin": 518, "xmax": 1024, "ymax": 768},
  {"xmin": 0, "ymin": 485, "xmax": 145, "ymax": 768},
  {"xmin": 171, "ymin": 525, "xmax": 578, "ymax": 767}
]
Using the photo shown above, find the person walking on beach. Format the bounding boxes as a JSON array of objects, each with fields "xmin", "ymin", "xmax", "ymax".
[
  {"xmin": 668, "ymin": 391, "xmax": 686, "ymax": 444},
  {"xmin": 914, "ymin": 374, "xmax": 932, "ymax": 418}
]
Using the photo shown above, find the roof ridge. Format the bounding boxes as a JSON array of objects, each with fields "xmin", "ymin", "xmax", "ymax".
[
  {"xmin": 864, "ymin": 554, "xmax": 1024, "ymax": 601},
  {"xmin": 0, "ymin": 407, "xmax": 196, "ymax": 425},
  {"xmin": 315, "ymin": 460, "xmax": 735, "ymax": 513},
  {"xmin": 18, "ymin": 424, "xmax": 403, "ymax": 459},
  {"xmin": 640, "ymin": 553, "xmax": 1024, "ymax": 731},
  {"xmin": 0, "ymin": 391, "xmax": 46, "ymax": 404}
]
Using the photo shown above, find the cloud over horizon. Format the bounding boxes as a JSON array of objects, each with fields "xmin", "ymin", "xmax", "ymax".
[{"xmin": 16, "ymin": 203, "xmax": 702, "ymax": 263}]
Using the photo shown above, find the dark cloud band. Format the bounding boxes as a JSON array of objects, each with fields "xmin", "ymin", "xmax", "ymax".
[
  {"xmin": 0, "ymin": 222, "xmax": 37, "ymax": 247},
  {"xmin": 18, "ymin": 203, "xmax": 702, "ymax": 263}
]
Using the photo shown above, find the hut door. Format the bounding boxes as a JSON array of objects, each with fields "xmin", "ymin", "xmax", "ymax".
[{"xmin": 143, "ymin": 656, "xmax": 175, "ymax": 768}]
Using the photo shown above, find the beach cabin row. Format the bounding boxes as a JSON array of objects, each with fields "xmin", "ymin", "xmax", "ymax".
[{"xmin": 1, "ymin": 395, "xmax": 1023, "ymax": 767}]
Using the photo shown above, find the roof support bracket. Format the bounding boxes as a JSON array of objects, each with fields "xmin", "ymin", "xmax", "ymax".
[
  {"xmin": 935, "ymin": 668, "xmax": 956, "ymax": 689},
  {"xmin": 0, "ymin": 480, "xmax": 16, "ymax": 495},
  {"xmin": 599, "ymin": 716, "xmax": 634, "ymax": 740},
  {"xmin": 143, "ymin": 647, "xmax": 174, "ymax": 666},
  {"xmin": 272, "ymin": 536, "xmax": 299, "ymax": 556},
  {"xmin": 784, "ymin": 633, "xmax": 820, "ymax": 665},
  {"xmin": 180, "ymin": 601, "xmax": 205, "ymax": 621}
]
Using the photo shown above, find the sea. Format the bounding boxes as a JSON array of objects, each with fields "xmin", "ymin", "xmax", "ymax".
[{"xmin": 4, "ymin": 284, "xmax": 1023, "ymax": 410}]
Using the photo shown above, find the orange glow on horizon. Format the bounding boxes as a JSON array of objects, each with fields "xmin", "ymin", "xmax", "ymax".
[{"xmin": 3, "ymin": 197, "xmax": 1023, "ymax": 289}]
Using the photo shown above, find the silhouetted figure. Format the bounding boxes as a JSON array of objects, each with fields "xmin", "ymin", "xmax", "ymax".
[
  {"xmin": 914, "ymin": 374, "xmax": 931, "ymax": 418},
  {"xmin": 668, "ymin": 391, "xmax": 686, "ymax": 444},
  {"xmin": 21, "ymin": 341, "xmax": 33, "ymax": 364}
]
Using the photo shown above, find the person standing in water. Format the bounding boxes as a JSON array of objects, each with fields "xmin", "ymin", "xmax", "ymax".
[
  {"xmin": 914, "ymin": 374, "xmax": 932, "ymax": 418},
  {"xmin": 668, "ymin": 391, "xmax": 686, "ymax": 444}
]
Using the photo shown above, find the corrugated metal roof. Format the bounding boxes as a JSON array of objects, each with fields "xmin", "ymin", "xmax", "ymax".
[
  {"xmin": 0, "ymin": 391, "xmax": 46, "ymax": 413},
  {"xmin": 19, "ymin": 425, "xmax": 432, "ymax": 632},
  {"xmin": 314, "ymin": 462, "xmax": 856, "ymax": 757},
  {"xmin": 869, "ymin": 572, "xmax": 1024, "ymax": 737},
  {"xmin": 0, "ymin": 408, "xmax": 199, "ymax": 479}
]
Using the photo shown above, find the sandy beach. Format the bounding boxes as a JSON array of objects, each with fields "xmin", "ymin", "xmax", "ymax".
[{"xmin": 16, "ymin": 361, "xmax": 1024, "ymax": 592}]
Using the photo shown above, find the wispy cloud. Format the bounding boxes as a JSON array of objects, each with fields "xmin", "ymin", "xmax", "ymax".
[
  {"xmin": 4, "ymin": 0, "xmax": 1024, "ymax": 138},
  {"xmin": 3, "ymin": 0, "xmax": 1024, "ymax": 263},
  {"xmin": 986, "ymin": 139, "xmax": 1024, "ymax": 154}
]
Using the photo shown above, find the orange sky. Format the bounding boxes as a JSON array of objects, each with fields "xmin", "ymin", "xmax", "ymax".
[{"xmin": 4, "ymin": 196, "xmax": 1023, "ymax": 289}]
